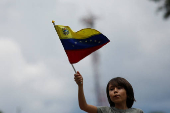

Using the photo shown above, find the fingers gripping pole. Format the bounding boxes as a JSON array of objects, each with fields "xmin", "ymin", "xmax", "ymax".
[{"xmin": 72, "ymin": 64, "xmax": 81, "ymax": 84}]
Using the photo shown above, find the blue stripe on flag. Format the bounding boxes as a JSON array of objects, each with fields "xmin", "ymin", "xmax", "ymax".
[{"xmin": 60, "ymin": 34, "xmax": 109, "ymax": 50}]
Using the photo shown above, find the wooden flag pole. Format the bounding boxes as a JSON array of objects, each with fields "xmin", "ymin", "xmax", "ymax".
[{"xmin": 52, "ymin": 20, "xmax": 77, "ymax": 74}]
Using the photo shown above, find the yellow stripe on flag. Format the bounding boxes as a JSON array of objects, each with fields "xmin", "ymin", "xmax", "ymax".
[{"xmin": 54, "ymin": 25, "xmax": 101, "ymax": 39}]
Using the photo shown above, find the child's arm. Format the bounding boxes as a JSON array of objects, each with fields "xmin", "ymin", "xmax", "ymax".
[{"xmin": 74, "ymin": 71, "xmax": 97, "ymax": 113}]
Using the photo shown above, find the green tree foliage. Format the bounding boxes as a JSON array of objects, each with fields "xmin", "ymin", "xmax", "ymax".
[{"xmin": 151, "ymin": 0, "xmax": 170, "ymax": 19}]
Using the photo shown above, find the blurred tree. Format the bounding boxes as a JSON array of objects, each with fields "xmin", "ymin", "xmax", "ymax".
[
  {"xmin": 151, "ymin": 0, "xmax": 170, "ymax": 19},
  {"xmin": 0, "ymin": 110, "xmax": 3, "ymax": 113}
]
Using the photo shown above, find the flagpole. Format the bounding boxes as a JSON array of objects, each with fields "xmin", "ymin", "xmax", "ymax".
[
  {"xmin": 71, "ymin": 64, "xmax": 77, "ymax": 73},
  {"xmin": 52, "ymin": 20, "xmax": 77, "ymax": 74},
  {"xmin": 52, "ymin": 20, "xmax": 56, "ymax": 26}
]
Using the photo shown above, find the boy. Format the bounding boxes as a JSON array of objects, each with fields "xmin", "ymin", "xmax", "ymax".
[{"xmin": 74, "ymin": 71, "xmax": 143, "ymax": 113}]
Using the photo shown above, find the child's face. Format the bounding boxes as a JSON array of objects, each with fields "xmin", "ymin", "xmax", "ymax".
[{"xmin": 108, "ymin": 84, "xmax": 127, "ymax": 106}]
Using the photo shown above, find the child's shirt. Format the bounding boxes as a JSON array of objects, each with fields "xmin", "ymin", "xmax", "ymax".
[{"xmin": 97, "ymin": 106, "xmax": 143, "ymax": 113}]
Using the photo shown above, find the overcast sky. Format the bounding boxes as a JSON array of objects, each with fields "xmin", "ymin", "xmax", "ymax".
[{"xmin": 0, "ymin": 0, "xmax": 170, "ymax": 113}]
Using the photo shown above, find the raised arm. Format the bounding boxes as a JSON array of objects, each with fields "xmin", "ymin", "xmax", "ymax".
[{"xmin": 74, "ymin": 71, "xmax": 97, "ymax": 113}]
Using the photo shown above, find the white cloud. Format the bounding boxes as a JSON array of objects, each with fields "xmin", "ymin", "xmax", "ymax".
[{"xmin": 0, "ymin": 38, "xmax": 78, "ymax": 113}]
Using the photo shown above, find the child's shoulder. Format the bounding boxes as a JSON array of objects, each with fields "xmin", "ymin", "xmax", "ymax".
[
  {"xmin": 129, "ymin": 108, "xmax": 143, "ymax": 113},
  {"xmin": 97, "ymin": 106, "xmax": 112, "ymax": 113},
  {"xmin": 97, "ymin": 107, "xmax": 143, "ymax": 113}
]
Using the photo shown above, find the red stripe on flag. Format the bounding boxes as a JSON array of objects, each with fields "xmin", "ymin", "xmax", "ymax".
[{"xmin": 65, "ymin": 42, "xmax": 109, "ymax": 64}]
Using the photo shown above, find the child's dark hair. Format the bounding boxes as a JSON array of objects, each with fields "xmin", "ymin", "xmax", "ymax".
[{"xmin": 106, "ymin": 77, "xmax": 136, "ymax": 108}]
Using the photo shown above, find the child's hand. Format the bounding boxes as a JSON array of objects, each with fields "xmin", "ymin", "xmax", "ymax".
[{"xmin": 74, "ymin": 71, "xmax": 83, "ymax": 86}]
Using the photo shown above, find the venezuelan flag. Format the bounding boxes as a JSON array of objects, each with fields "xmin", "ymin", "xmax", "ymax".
[{"xmin": 54, "ymin": 25, "xmax": 110, "ymax": 64}]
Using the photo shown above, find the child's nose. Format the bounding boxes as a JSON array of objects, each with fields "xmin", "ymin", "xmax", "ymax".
[{"xmin": 114, "ymin": 88, "xmax": 118, "ymax": 93}]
